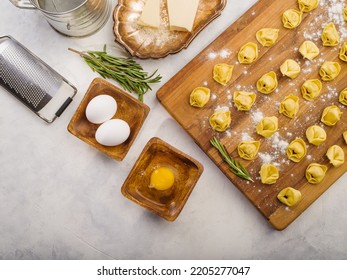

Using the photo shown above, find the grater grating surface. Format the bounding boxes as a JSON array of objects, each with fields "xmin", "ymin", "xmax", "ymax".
[{"xmin": 0, "ymin": 35, "xmax": 76, "ymax": 123}]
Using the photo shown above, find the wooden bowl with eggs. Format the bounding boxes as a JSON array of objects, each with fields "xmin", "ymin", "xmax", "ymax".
[
  {"xmin": 121, "ymin": 137, "xmax": 204, "ymax": 221},
  {"xmin": 67, "ymin": 78, "xmax": 150, "ymax": 161}
]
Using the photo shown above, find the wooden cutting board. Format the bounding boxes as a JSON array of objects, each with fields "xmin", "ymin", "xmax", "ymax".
[{"xmin": 157, "ymin": 0, "xmax": 347, "ymax": 230}]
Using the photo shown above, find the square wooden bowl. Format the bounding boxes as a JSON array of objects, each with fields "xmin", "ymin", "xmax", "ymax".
[
  {"xmin": 121, "ymin": 137, "xmax": 204, "ymax": 221},
  {"xmin": 67, "ymin": 78, "xmax": 150, "ymax": 161}
]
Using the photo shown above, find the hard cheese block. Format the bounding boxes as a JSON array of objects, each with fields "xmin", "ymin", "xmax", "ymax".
[
  {"xmin": 138, "ymin": 0, "xmax": 161, "ymax": 28},
  {"xmin": 167, "ymin": 0, "xmax": 200, "ymax": 32}
]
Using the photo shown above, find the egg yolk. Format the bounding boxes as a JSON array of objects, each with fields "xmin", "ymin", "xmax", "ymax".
[{"xmin": 149, "ymin": 167, "xmax": 175, "ymax": 191}]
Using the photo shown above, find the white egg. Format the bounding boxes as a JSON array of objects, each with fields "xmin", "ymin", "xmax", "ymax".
[
  {"xmin": 95, "ymin": 119, "xmax": 130, "ymax": 146},
  {"xmin": 85, "ymin": 95, "xmax": 117, "ymax": 124}
]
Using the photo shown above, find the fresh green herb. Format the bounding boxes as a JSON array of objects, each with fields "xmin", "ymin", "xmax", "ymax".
[
  {"xmin": 68, "ymin": 45, "xmax": 162, "ymax": 102},
  {"xmin": 210, "ymin": 137, "xmax": 254, "ymax": 182}
]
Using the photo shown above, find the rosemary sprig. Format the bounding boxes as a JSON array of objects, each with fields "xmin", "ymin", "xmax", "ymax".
[
  {"xmin": 68, "ymin": 45, "xmax": 162, "ymax": 102},
  {"xmin": 210, "ymin": 137, "xmax": 254, "ymax": 182}
]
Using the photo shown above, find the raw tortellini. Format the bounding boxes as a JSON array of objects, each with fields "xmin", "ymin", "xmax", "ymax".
[
  {"xmin": 279, "ymin": 94, "xmax": 300, "ymax": 119},
  {"xmin": 213, "ymin": 63, "xmax": 234, "ymax": 85},
  {"xmin": 282, "ymin": 9, "xmax": 302, "ymax": 29},
  {"xmin": 209, "ymin": 108, "xmax": 231, "ymax": 132},
  {"xmin": 326, "ymin": 145, "xmax": 345, "ymax": 167},
  {"xmin": 339, "ymin": 87, "xmax": 347, "ymax": 106},
  {"xmin": 256, "ymin": 28, "xmax": 279, "ymax": 47},
  {"xmin": 190, "ymin": 87, "xmax": 210, "ymax": 108},
  {"xmin": 319, "ymin": 61, "xmax": 341, "ymax": 81},
  {"xmin": 280, "ymin": 59, "xmax": 301, "ymax": 79},
  {"xmin": 339, "ymin": 42, "xmax": 347, "ymax": 62},
  {"xmin": 233, "ymin": 91, "xmax": 256, "ymax": 111},
  {"xmin": 321, "ymin": 22, "xmax": 340, "ymax": 47},
  {"xmin": 238, "ymin": 42, "xmax": 258, "ymax": 64},
  {"xmin": 259, "ymin": 164, "xmax": 279, "ymax": 184},
  {"xmin": 298, "ymin": 0, "xmax": 319, "ymax": 12},
  {"xmin": 321, "ymin": 105, "xmax": 342, "ymax": 126},
  {"xmin": 256, "ymin": 116, "xmax": 278, "ymax": 138},
  {"xmin": 305, "ymin": 163, "xmax": 327, "ymax": 184},
  {"xmin": 306, "ymin": 125, "xmax": 326, "ymax": 146},
  {"xmin": 238, "ymin": 140, "xmax": 260, "ymax": 160},
  {"xmin": 343, "ymin": 131, "xmax": 347, "ymax": 144},
  {"xmin": 301, "ymin": 79, "xmax": 322, "ymax": 101},
  {"xmin": 287, "ymin": 138, "xmax": 307, "ymax": 162},
  {"xmin": 256, "ymin": 71, "xmax": 278, "ymax": 94},
  {"xmin": 277, "ymin": 187, "xmax": 302, "ymax": 207},
  {"xmin": 299, "ymin": 41, "xmax": 320, "ymax": 60}
]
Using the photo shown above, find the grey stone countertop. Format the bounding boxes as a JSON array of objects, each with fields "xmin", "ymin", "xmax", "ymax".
[{"xmin": 0, "ymin": 0, "xmax": 346, "ymax": 259}]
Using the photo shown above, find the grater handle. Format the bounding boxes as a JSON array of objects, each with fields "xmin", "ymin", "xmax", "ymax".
[
  {"xmin": 55, "ymin": 97, "xmax": 73, "ymax": 117},
  {"xmin": 9, "ymin": 0, "xmax": 36, "ymax": 9}
]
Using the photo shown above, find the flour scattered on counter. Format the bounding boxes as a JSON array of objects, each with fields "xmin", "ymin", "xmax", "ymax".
[
  {"xmin": 271, "ymin": 132, "xmax": 289, "ymax": 153},
  {"xmin": 207, "ymin": 49, "xmax": 231, "ymax": 60},
  {"xmin": 241, "ymin": 132, "xmax": 252, "ymax": 141},
  {"xmin": 251, "ymin": 110, "xmax": 264, "ymax": 124},
  {"xmin": 207, "ymin": 52, "xmax": 217, "ymax": 60},
  {"xmin": 203, "ymin": 81, "xmax": 208, "ymax": 86},
  {"xmin": 259, "ymin": 152, "xmax": 273, "ymax": 164},
  {"xmin": 220, "ymin": 49, "xmax": 231, "ymax": 58},
  {"xmin": 211, "ymin": 93, "xmax": 217, "ymax": 100}
]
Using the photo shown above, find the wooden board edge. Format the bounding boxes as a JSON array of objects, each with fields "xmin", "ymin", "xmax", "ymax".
[{"xmin": 269, "ymin": 167, "xmax": 347, "ymax": 231}]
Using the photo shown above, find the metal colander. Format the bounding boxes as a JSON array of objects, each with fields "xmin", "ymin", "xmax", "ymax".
[{"xmin": 0, "ymin": 35, "xmax": 77, "ymax": 123}]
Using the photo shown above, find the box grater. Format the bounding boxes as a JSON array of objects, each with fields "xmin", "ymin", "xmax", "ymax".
[{"xmin": 0, "ymin": 35, "xmax": 77, "ymax": 123}]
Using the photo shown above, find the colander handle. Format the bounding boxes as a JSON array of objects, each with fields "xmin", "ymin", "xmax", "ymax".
[{"xmin": 9, "ymin": 0, "xmax": 36, "ymax": 9}]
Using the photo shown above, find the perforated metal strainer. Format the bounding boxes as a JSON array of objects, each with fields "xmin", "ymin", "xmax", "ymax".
[{"xmin": 0, "ymin": 35, "xmax": 77, "ymax": 123}]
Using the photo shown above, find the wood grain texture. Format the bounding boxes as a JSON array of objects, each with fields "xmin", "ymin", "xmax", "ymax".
[{"xmin": 157, "ymin": 0, "xmax": 347, "ymax": 230}]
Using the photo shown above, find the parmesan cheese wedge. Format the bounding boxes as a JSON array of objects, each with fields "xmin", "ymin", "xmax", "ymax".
[
  {"xmin": 167, "ymin": 0, "xmax": 200, "ymax": 32},
  {"xmin": 138, "ymin": 0, "xmax": 161, "ymax": 28}
]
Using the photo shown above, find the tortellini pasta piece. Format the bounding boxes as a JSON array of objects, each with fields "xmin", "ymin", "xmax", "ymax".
[
  {"xmin": 213, "ymin": 63, "xmax": 234, "ymax": 85},
  {"xmin": 256, "ymin": 71, "xmax": 278, "ymax": 94},
  {"xmin": 326, "ymin": 145, "xmax": 345, "ymax": 167},
  {"xmin": 298, "ymin": 0, "xmax": 319, "ymax": 12},
  {"xmin": 287, "ymin": 138, "xmax": 307, "ymax": 163},
  {"xmin": 209, "ymin": 108, "xmax": 231, "ymax": 132},
  {"xmin": 279, "ymin": 94, "xmax": 300, "ymax": 119},
  {"xmin": 280, "ymin": 59, "xmax": 301, "ymax": 79},
  {"xmin": 343, "ymin": 131, "xmax": 347, "ymax": 144},
  {"xmin": 321, "ymin": 22, "xmax": 340, "ymax": 47},
  {"xmin": 256, "ymin": 28, "xmax": 280, "ymax": 47},
  {"xmin": 299, "ymin": 40, "xmax": 320, "ymax": 60},
  {"xmin": 259, "ymin": 164, "xmax": 279, "ymax": 184},
  {"xmin": 339, "ymin": 42, "xmax": 347, "ymax": 62},
  {"xmin": 256, "ymin": 116, "xmax": 278, "ymax": 138},
  {"xmin": 237, "ymin": 140, "xmax": 260, "ymax": 161},
  {"xmin": 305, "ymin": 163, "xmax": 328, "ymax": 184},
  {"xmin": 306, "ymin": 125, "xmax": 326, "ymax": 146},
  {"xmin": 344, "ymin": 6, "xmax": 347, "ymax": 21},
  {"xmin": 233, "ymin": 91, "xmax": 256, "ymax": 111},
  {"xmin": 277, "ymin": 187, "xmax": 302, "ymax": 207},
  {"xmin": 321, "ymin": 105, "xmax": 342, "ymax": 126},
  {"xmin": 319, "ymin": 61, "xmax": 341, "ymax": 81},
  {"xmin": 189, "ymin": 87, "xmax": 210, "ymax": 108},
  {"xmin": 238, "ymin": 42, "xmax": 258, "ymax": 64},
  {"xmin": 282, "ymin": 9, "xmax": 302, "ymax": 29},
  {"xmin": 301, "ymin": 79, "xmax": 322, "ymax": 101},
  {"xmin": 339, "ymin": 87, "xmax": 347, "ymax": 106}
]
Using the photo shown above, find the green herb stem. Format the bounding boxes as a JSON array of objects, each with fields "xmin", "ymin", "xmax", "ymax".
[
  {"xmin": 68, "ymin": 46, "xmax": 162, "ymax": 102},
  {"xmin": 210, "ymin": 137, "xmax": 254, "ymax": 182}
]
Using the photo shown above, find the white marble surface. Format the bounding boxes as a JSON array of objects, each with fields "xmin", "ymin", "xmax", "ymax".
[{"xmin": 1, "ymin": 0, "xmax": 347, "ymax": 260}]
